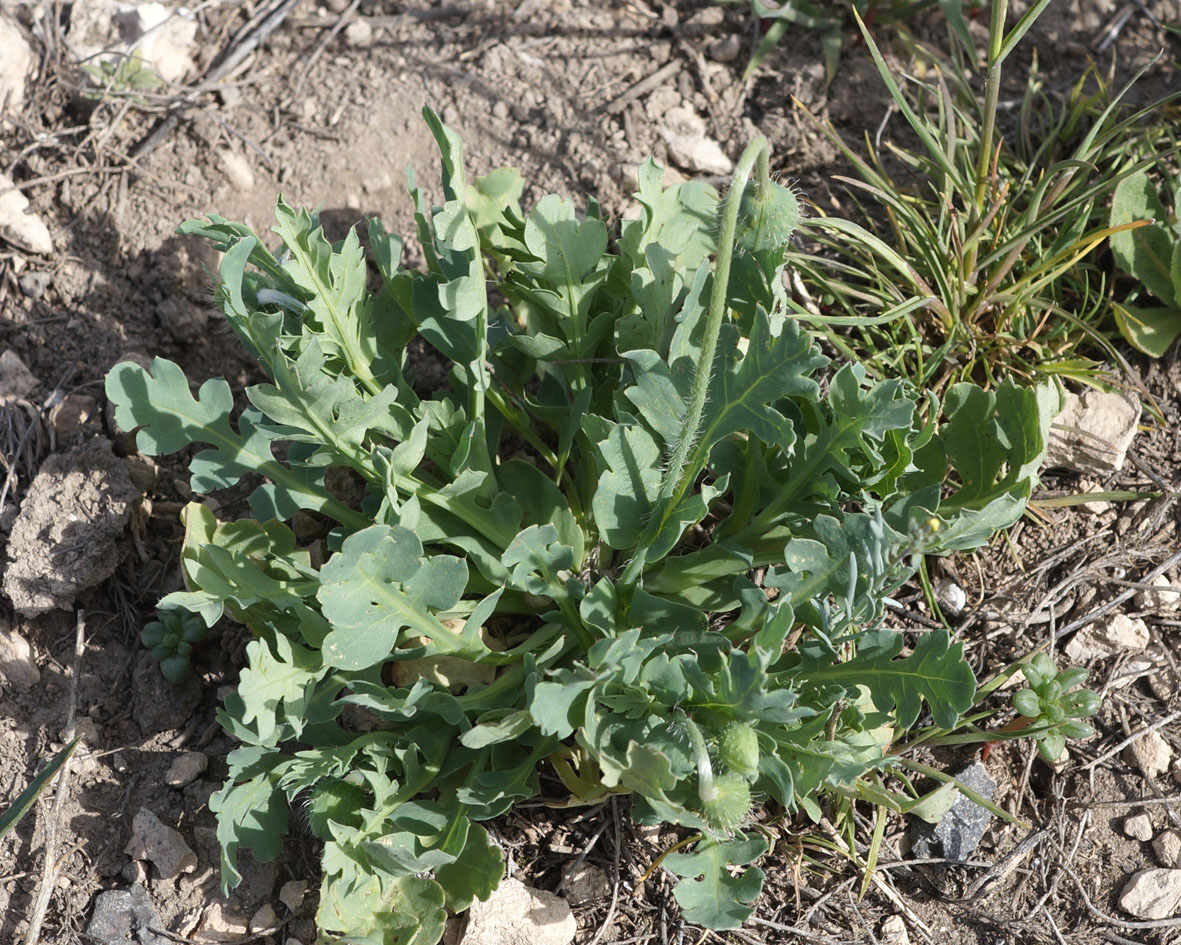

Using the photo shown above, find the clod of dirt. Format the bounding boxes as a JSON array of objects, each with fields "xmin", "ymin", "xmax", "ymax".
[
  {"xmin": 1154, "ymin": 829, "xmax": 1181, "ymax": 868},
  {"xmin": 462, "ymin": 878, "xmax": 576, "ymax": 945},
  {"xmin": 278, "ymin": 879, "xmax": 307, "ymax": 913},
  {"xmin": 1118, "ymin": 868, "xmax": 1181, "ymax": 919},
  {"xmin": 1136, "ymin": 573, "xmax": 1181, "ymax": 613},
  {"xmin": 344, "ymin": 18, "xmax": 373, "ymax": 47},
  {"xmin": 910, "ymin": 762, "xmax": 997, "ymax": 862},
  {"xmin": 3, "ymin": 437, "xmax": 138, "ymax": 617},
  {"xmin": 0, "ymin": 16, "xmax": 32, "ymax": 113},
  {"xmin": 681, "ymin": 6, "xmax": 725, "ymax": 36},
  {"xmin": 0, "ymin": 349, "xmax": 39, "ymax": 401},
  {"xmin": 659, "ymin": 107, "xmax": 733, "ymax": 176},
  {"xmin": 560, "ymin": 861, "xmax": 609, "ymax": 906},
  {"xmin": 1063, "ymin": 613, "xmax": 1149, "ymax": 661},
  {"xmin": 0, "ymin": 172, "xmax": 53, "ymax": 254},
  {"xmin": 124, "ymin": 808, "xmax": 198, "ymax": 880},
  {"xmin": 1124, "ymin": 813, "xmax": 1154, "ymax": 841},
  {"xmin": 1125, "ymin": 730, "xmax": 1173, "ymax": 782},
  {"xmin": 164, "ymin": 750, "xmax": 208, "ymax": 788},
  {"xmin": 132, "ymin": 651, "xmax": 201, "ymax": 734},
  {"xmin": 51, "ymin": 393, "xmax": 98, "ymax": 440},
  {"xmin": 1046, "ymin": 389, "xmax": 1141, "ymax": 475},
  {"xmin": 0, "ymin": 621, "xmax": 39, "ymax": 689},
  {"xmin": 86, "ymin": 884, "xmax": 170, "ymax": 945},
  {"xmin": 880, "ymin": 915, "xmax": 911, "ymax": 945},
  {"xmin": 157, "ymin": 294, "xmax": 211, "ymax": 343}
]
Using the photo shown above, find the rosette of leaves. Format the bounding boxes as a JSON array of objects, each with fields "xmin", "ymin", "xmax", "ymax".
[
  {"xmin": 141, "ymin": 606, "xmax": 209, "ymax": 683},
  {"xmin": 1012, "ymin": 654, "xmax": 1100, "ymax": 763},
  {"xmin": 105, "ymin": 108, "xmax": 1058, "ymax": 940}
]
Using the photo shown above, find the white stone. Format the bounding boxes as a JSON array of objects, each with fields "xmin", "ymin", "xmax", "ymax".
[
  {"xmin": 1119, "ymin": 868, "xmax": 1181, "ymax": 919},
  {"xmin": 1124, "ymin": 812, "xmax": 1154, "ymax": 841},
  {"xmin": 344, "ymin": 18, "xmax": 372, "ymax": 46},
  {"xmin": 279, "ymin": 879, "xmax": 307, "ymax": 912},
  {"xmin": 561, "ymin": 862, "xmax": 609, "ymax": 905},
  {"xmin": 164, "ymin": 750, "xmax": 208, "ymax": 788},
  {"xmin": 1046, "ymin": 389, "xmax": 1140, "ymax": 475},
  {"xmin": 218, "ymin": 149, "xmax": 254, "ymax": 192},
  {"xmin": 195, "ymin": 901, "xmax": 249, "ymax": 942},
  {"xmin": 1064, "ymin": 614, "xmax": 1149, "ymax": 661},
  {"xmin": 659, "ymin": 107, "xmax": 732, "ymax": 176},
  {"xmin": 132, "ymin": 2, "xmax": 197, "ymax": 82},
  {"xmin": 0, "ymin": 173, "xmax": 53, "ymax": 254},
  {"xmin": 124, "ymin": 807, "xmax": 197, "ymax": 879},
  {"xmin": 249, "ymin": 903, "xmax": 278, "ymax": 933},
  {"xmin": 463, "ymin": 878, "xmax": 576, "ymax": 945},
  {"xmin": 0, "ymin": 623, "xmax": 39, "ymax": 689},
  {"xmin": 1155, "ymin": 829, "xmax": 1181, "ymax": 868},
  {"xmin": 1077, "ymin": 479, "xmax": 1112, "ymax": 514},
  {"xmin": 880, "ymin": 915, "xmax": 911, "ymax": 945},
  {"xmin": 1126, "ymin": 730, "xmax": 1173, "ymax": 781},
  {"xmin": 1110, "ymin": 656, "xmax": 1155, "ymax": 689},
  {"xmin": 0, "ymin": 17, "xmax": 33, "ymax": 114},
  {"xmin": 1136, "ymin": 574, "xmax": 1181, "ymax": 614}
]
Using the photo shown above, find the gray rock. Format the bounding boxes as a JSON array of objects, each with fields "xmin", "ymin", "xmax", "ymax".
[
  {"xmin": 1119, "ymin": 868, "xmax": 1181, "ymax": 919},
  {"xmin": 86, "ymin": 885, "xmax": 169, "ymax": 945},
  {"xmin": 910, "ymin": 762, "xmax": 997, "ymax": 862},
  {"xmin": 18, "ymin": 270, "xmax": 50, "ymax": 298},
  {"xmin": 0, "ymin": 621, "xmax": 39, "ymax": 689},
  {"xmin": 1046, "ymin": 389, "xmax": 1140, "ymax": 475}
]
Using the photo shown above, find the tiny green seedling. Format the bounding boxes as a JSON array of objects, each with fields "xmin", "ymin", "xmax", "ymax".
[
  {"xmin": 1012, "ymin": 654, "xmax": 1101, "ymax": 763},
  {"xmin": 141, "ymin": 607, "xmax": 208, "ymax": 683}
]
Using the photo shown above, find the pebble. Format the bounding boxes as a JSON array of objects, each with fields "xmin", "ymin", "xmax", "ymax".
[
  {"xmin": 249, "ymin": 903, "xmax": 279, "ymax": 933},
  {"xmin": 1045, "ymin": 389, "xmax": 1140, "ymax": 475},
  {"xmin": 880, "ymin": 915, "xmax": 911, "ymax": 945},
  {"xmin": 659, "ymin": 105, "xmax": 732, "ymax": 176},
  {"xmin": 18, "ymin": 269, "xmax": 50, "ymax": 298},
  {"xmin": 0, "ymin": 349, "xmax": 38, "ymax": 401},
  {"xmin": 910, "ymin": 762, "xmax": 997, "ymax": 862},
  {"xmin": 560, "ymin": 862, "xmax": 609, "ymax": 905},
  {"xmin": 0, "ymin": 16, "xmax": 33, "ymax": 113},
  {"xmin": 492, "ymin": 100, "xmax": 509, "ymax": 120},
  {"xmin": 0, "ymin": 622, "xmax": 39, "ymax": 689},
  {"xmin": 218, "ymin": 149, "xmax": 255, "ymax": 192},
  {"xmin": 463, "ymin": 878, "xmax": 576, "ymax": 945},
  {"xmin": 1155, "ymin": 829, "xmax": 1181, "ymax": 868},
  {"xmin": 1119, "ymin": 868, "xmax": 1181, "ymax": 919},
  {"xmin": 51, "ymin": 393, "xmax": 97, "ymax": 438},
  {"xmin": 0, "ymin": 173, "xmax": 51, "ymax": 254},
  {"xmin": 87, "ymin": 886, "xmax": 169, "ymax": 945},
  {"xmin": 195, "ymin": 901, "xmax": 249, "ymax": 943},
  {"xmin": 442, "ymin": 105, "xmax": 459, "ymax": 125},
  {"xmin": 1126, "ymin": 730, "xmax": 1173, "ymax": 782},
  {"xmin": 124, "ymin": 808, "xmax": 197, "ymax": 880},
  {"xmin": 1136, "ymin": 574, "xmax": 1180, "ymax": 614},
  {"xmin": 344, "ymin": 18, "xmax": 372, "ymax": 47},
  {"xmin": 279, "ymin": 879, "xmax": 307, "ymax": 912},
  {"xmin": 708, "ymin": 35, "xmax": 742, "ymax": 63},
  {"xmin": 165, "ymin": 750, "xmax": 209, "ymax": 788},
  {"xmin": 1124, "ymin": 812, "xmax": 1154, "ymax": 841},
  {"xmin": 683, "ymin": 6, "xmax": 725, "ymax": 35},
  {"xmin": 1064, "ymin": 613, "xmax": 1149, "ymax": 661}
]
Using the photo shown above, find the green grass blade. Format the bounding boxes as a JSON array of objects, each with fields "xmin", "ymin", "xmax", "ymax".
[{"xmin": 0, "ymin": 738, "xmax": 79, "ymax": 839}]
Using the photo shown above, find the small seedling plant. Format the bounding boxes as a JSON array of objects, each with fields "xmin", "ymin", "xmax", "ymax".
[{"xmin": 107, "ymin": 110, "xmax": 1062, "ymax": 941}]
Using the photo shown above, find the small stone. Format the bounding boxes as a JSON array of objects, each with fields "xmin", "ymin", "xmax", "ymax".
[
  {"xmin": 463, "ymin": 878, "xmax": 576, "ymax": 945},
  {"xmin": 936, "ymin": 578, "xmax": 966, "ymax": 613},
  {"xmin": 1136, "ymin": 574, "xmax": 1180, "ymax": 614},
  {"xmin": 0, "ymin": 348, "xmax": 39, "ymax": 401},
  {"xmin": 131, "ymin": 2, "xmax": 197, "ymax": 83},
  {"xmin": 165, "ymin": 751, "xmax": 208, "ymax": 788},
  {"xmin": 910, "ymin": 762, "xmax": 997, "ymax": 862},
  {"xmin": 1077, "ymin": 479, "xmax": 1112, "ymax": 514},
  {"xmin": 279, "ymin": 879, "xmax": 307, "ymax": 912},
  {"xmin": 0, "ymin": 172, "xmax": 52, "ymax": 254},
  {"xmin": 1110, "ymin": 655, "xmax": 1155, "ymax": 689},
  {"xmin": 250, "ymin": 903, "xmax": 279, "ymax": 933},
  {"xmin": 492, "ymin": 100, "xmax": 509, "ymax": 120},
  {"xmin": 1155, "ymin": 830, "xmax": 1181, "ymax": 868},
  {"xmin": 1125, "ymin": 813, "xmax": 1154, "ymax": 841},
  {"xmin": 18, "ymin": 269, "xmax": 50, "ymax": 298},
  {"xmin": 659, "ymin": 106, "xmax": 732, "ymax": 176},
  {"xmin": 708, "ymin": 35, "xmax": 742, "ymax": 63},
  {"xmin": 1046, "ymin": 389, "xmax": 1141, "ymax": 475},
  {"xmin": 218, "ymin": 85, "xmax": 242, "ymax": 108},
  {"xmin": 124, "ymin": 808, "xmax": 197, "ymax": 880},
  {"xmin": 1126, "ymin": 730, "xmax": 1173, "ymax": 781},
  {"xmin": 442, "ymin": 105, "xmax": 459, "ymax": 126},
  {"xmin": 0, "ymin": 623, "xmax": 39, "ymax": 689},
  {"xmin": 880, "ymin": 915, "xmax": 911, "ymax": 945},
  {"xmin": 344, "ymin": 18, "xmax": 372, "ymax": 47},
  {"xmin": 218, "ymin": 149, "xmax": 254, "ymax": 192},
  {"xmin": 561, "ymin": 862, "xmax": 609, "ymax": 905},
  {"xmin": 1119, "ymin": 868, "xmax": 1181, "ymax": 919},
  {"xmin": 1064, "ymin": 613, "xmax": 1149, "ymax": 661},
  {"xmin": 87, "ymin": 886, "xmax": 169, "ymax": 945},
  {"xmin": 0, "ymin": 16, "xmax": 33, "ymax": 114},
  {"xmin": 196, "ymin": 901, "xmax": 249, "ymax": 943},
  {"xmin": 683, "ymin": 7, "xmax": 725, "ymax": 35}
]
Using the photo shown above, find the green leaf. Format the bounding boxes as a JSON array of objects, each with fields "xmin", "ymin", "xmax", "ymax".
[
  {"xmin": 1113, "ymin": 302, "xmax": 1181, "ymax": 358},
  {"xmin": 797, "ymin": 630, "xmax": 976, "ymax": 730},
  {"xmin": 1110, "ymin": 170, "xmax": 1177, "ymax": 305},
  {"xmin": 236, "ymin": 633, "xmax": 324, "ymax": 745},
  {"xmin": 318, "ymin": 525, "xmax": 479, "ymax": 670},
  {"xmin": 210, "ymin": 760, "xmax": 289, "ymax": 890},
  {"xmin": 591, "ymin": 423, "xmax": 662, "ymax": 549},
  {"xmin": 434, "ymin": 823, "xmax": 504, "ymax": 912},
  {"xmin": 664, "ymin": 834, "xmax": 768, "ymax": 930},
  {"xmin": 320, "ymin": 870, "xmax": 447, "ymax": 945},
  {"xmin": 0, "ymin": 738, "xmax": 78, "ymax": 839},
  {"xmin": 501, "ymin": 524, "xmax": 574, "ymax": 598}
]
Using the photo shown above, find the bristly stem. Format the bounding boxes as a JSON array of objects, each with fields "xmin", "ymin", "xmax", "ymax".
[{"xmin": 618, "ymin": 138, "xmax": 772, "ymax": 592}]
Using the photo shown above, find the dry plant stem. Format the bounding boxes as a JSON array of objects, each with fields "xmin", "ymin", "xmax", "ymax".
[
  {"xmin": 1082, "ymin": 710, "xmax": 1181, "ymax": 771},
  {"xmin": 1053, "ymin": 548, "xmax": 1181, "ymax": 642},
  {"xmin": 24, "ymin": 611, "xmax": 85, "ymax": 945}
]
